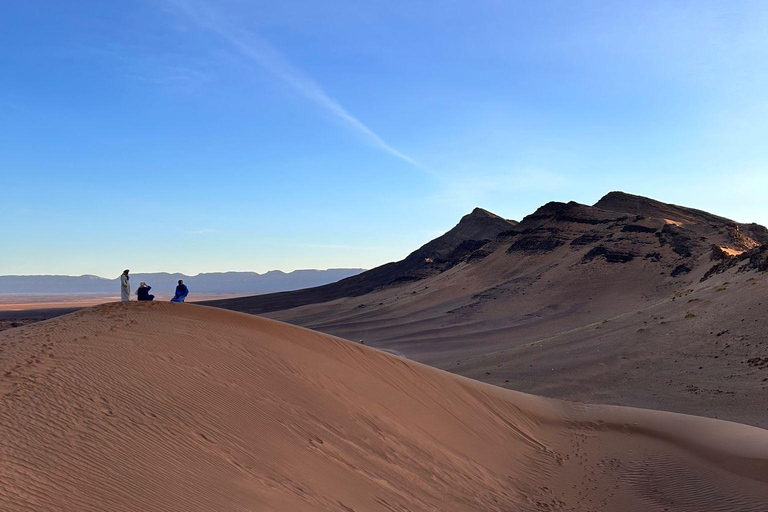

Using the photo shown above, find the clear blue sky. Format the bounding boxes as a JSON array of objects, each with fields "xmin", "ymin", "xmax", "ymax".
[{"xmin": 2, "ymin": 1, "xmax": 767, "ymax": 277}]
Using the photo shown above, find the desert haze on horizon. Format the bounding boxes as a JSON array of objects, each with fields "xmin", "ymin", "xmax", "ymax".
[
  {"xmin": 0, "ymin": 269, "xmax": 364, "ymax": 311},
  {"xmin": 2, "ymin": 302, "xmax": 767, "ymax": 511}
]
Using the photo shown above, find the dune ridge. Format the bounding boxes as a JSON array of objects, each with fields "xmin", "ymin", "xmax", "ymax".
[{"xmin": 2, "ymin": 302, "xmax": 767, "ymax": 511}]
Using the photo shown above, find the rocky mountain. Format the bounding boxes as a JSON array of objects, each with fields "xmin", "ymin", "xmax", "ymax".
[{"xmin": 207, "ymin": 192, "xmax": 768, "ymax": 427}]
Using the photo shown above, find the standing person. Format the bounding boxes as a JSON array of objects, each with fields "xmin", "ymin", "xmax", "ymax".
[
  {"xmin": 171, "ymin": 279, "xmax": 189, "ymax": 303},
  {"xmin": 137, "ymin": 282, "xmax": 154, "ymax": 301},
  {"xmin": 120, "ymin": 269, "xmax": 130, "ymax": 302}
]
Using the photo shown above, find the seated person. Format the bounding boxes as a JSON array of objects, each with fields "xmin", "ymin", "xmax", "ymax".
[
  {"xmin": 170, "ymin": 280, "xmax": 189, "ymax": 303},
  {"xmin": 137, "ymin": 282, "xmax": 155, "ymax": 301}
]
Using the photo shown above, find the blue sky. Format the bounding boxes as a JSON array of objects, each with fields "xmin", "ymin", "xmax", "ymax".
[{"xmin": 2, "ymin": 0, "xmax": 767, "ymax": 277}]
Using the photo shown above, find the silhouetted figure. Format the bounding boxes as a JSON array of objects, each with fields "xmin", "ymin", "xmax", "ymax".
[
  {"xmin": 137, "ymin": 282, "xmax": 154, "ymax": 301},
  {"xmin": 171, "ymin": 280, "xmax": 189, "ymax": 303},
  {"xmin": 120, "ymin": 269, "xmax": 130, "ymax": 302}
]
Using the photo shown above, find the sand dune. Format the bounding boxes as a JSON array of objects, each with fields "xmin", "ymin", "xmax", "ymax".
[{"xmin": 2, "ymin": 302, "xmax": 767, "ymax": 511}]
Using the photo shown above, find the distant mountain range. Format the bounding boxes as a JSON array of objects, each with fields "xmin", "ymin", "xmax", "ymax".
[{"xmin": 0, "ymin": 269, "xmax": 365, "ymax": 295}]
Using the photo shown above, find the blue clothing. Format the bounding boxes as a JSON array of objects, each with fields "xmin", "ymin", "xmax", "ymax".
[
  {"xmin": 137, "ymin": 285, "xmax": 154, "ymax": 301},
  {"xmin": 172, "ymin": 284, "xmax": 188, "ymax": 302}
]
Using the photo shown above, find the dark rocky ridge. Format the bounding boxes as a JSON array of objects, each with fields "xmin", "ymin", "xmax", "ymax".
[
  {"xmin": 598, "ymin": 191, "xmax": 767, "ymax": 247},
  {"xmin": 206, "ymin": 192, "xmax": 765, "ymax": 315},
  {"xmin": 595, "ymin": 191, "xmax": 732, "ymax": 225}
]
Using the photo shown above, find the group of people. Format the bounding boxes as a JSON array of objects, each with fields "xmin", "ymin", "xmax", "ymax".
[{"xmin": 120, "ymin": 270, "xmax": 189, "ymax": 303}]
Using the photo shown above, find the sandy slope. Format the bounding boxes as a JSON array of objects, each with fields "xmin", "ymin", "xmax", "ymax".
[
  {"xmin": 2, "ymin": 302, "xmax": 767, "ymax": 511},
  {"xmin": 265, "ymin": 255, "xmax": 768, "ymax": 428}
]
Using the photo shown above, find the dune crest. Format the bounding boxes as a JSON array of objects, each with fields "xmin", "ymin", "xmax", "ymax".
[{"xmin": 2, "ymin": 302, "xmax": 767, "ymax": 511}]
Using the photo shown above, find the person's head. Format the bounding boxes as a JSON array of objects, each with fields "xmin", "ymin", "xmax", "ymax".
[
  {"xmin": 178, "ymin": 280, "xmax": 183, "ymax": 285},
  {"xmin": 140, "ymin": 282, "xmax": 147, "ymax": 287},
  {"xmin": 123, "ymin": 269, "xmax": 130, "ymax": 275}
]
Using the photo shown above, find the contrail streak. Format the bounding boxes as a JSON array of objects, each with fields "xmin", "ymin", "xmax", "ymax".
[{"xmin": 164, "ymin": 0, "xmax": 432, "ymax": 174}]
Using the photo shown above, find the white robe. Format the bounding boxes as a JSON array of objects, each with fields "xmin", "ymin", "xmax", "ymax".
[{"xmin": 120, "ymin": 274, "xmax": 130, "ymax": 302}]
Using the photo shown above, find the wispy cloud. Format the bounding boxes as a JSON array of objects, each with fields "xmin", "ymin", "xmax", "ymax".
[{"xmin": 162, "ymin": 0, "xmax": 432, "ymax": 175}]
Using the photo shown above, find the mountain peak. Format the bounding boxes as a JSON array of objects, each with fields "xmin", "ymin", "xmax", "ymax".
[
  {"xmin": 596, "ymin": 190, "xmax": 635, "ymax": 202},
  {"xmin": 595, "ymin": 191, "xmax": 660, "ymax": 211},
  {"xmin": 468, "ymin": 207, "xmax": 500, "ymax": 218},
  {"xmin": 594, "ymin": 191, "xmax": 732, "ymax": 225},
  {"xmin": 455, "ymin": 208, "xmax": 518, "ymax": 233},
  {"xmin": 463, "ymin": 207, "xmax": 517, "ymax": 224}
]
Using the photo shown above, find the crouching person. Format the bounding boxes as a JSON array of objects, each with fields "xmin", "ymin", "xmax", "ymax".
[
  {"xmin": 137, "ymin": 282, "xmax": 155, "ymax": 301},
  {"xmin": 171, "ymin": 280, "xmax": 189, "ymax": 303}
]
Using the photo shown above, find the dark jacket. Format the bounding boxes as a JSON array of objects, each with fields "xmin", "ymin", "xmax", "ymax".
[
  {"xmin": 174, "ymin": 284, "xmax": 189, "ymax": 298},
  {"xmin": 137, "ymin": 285, "xmax": 153, "ymax": 301}
]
